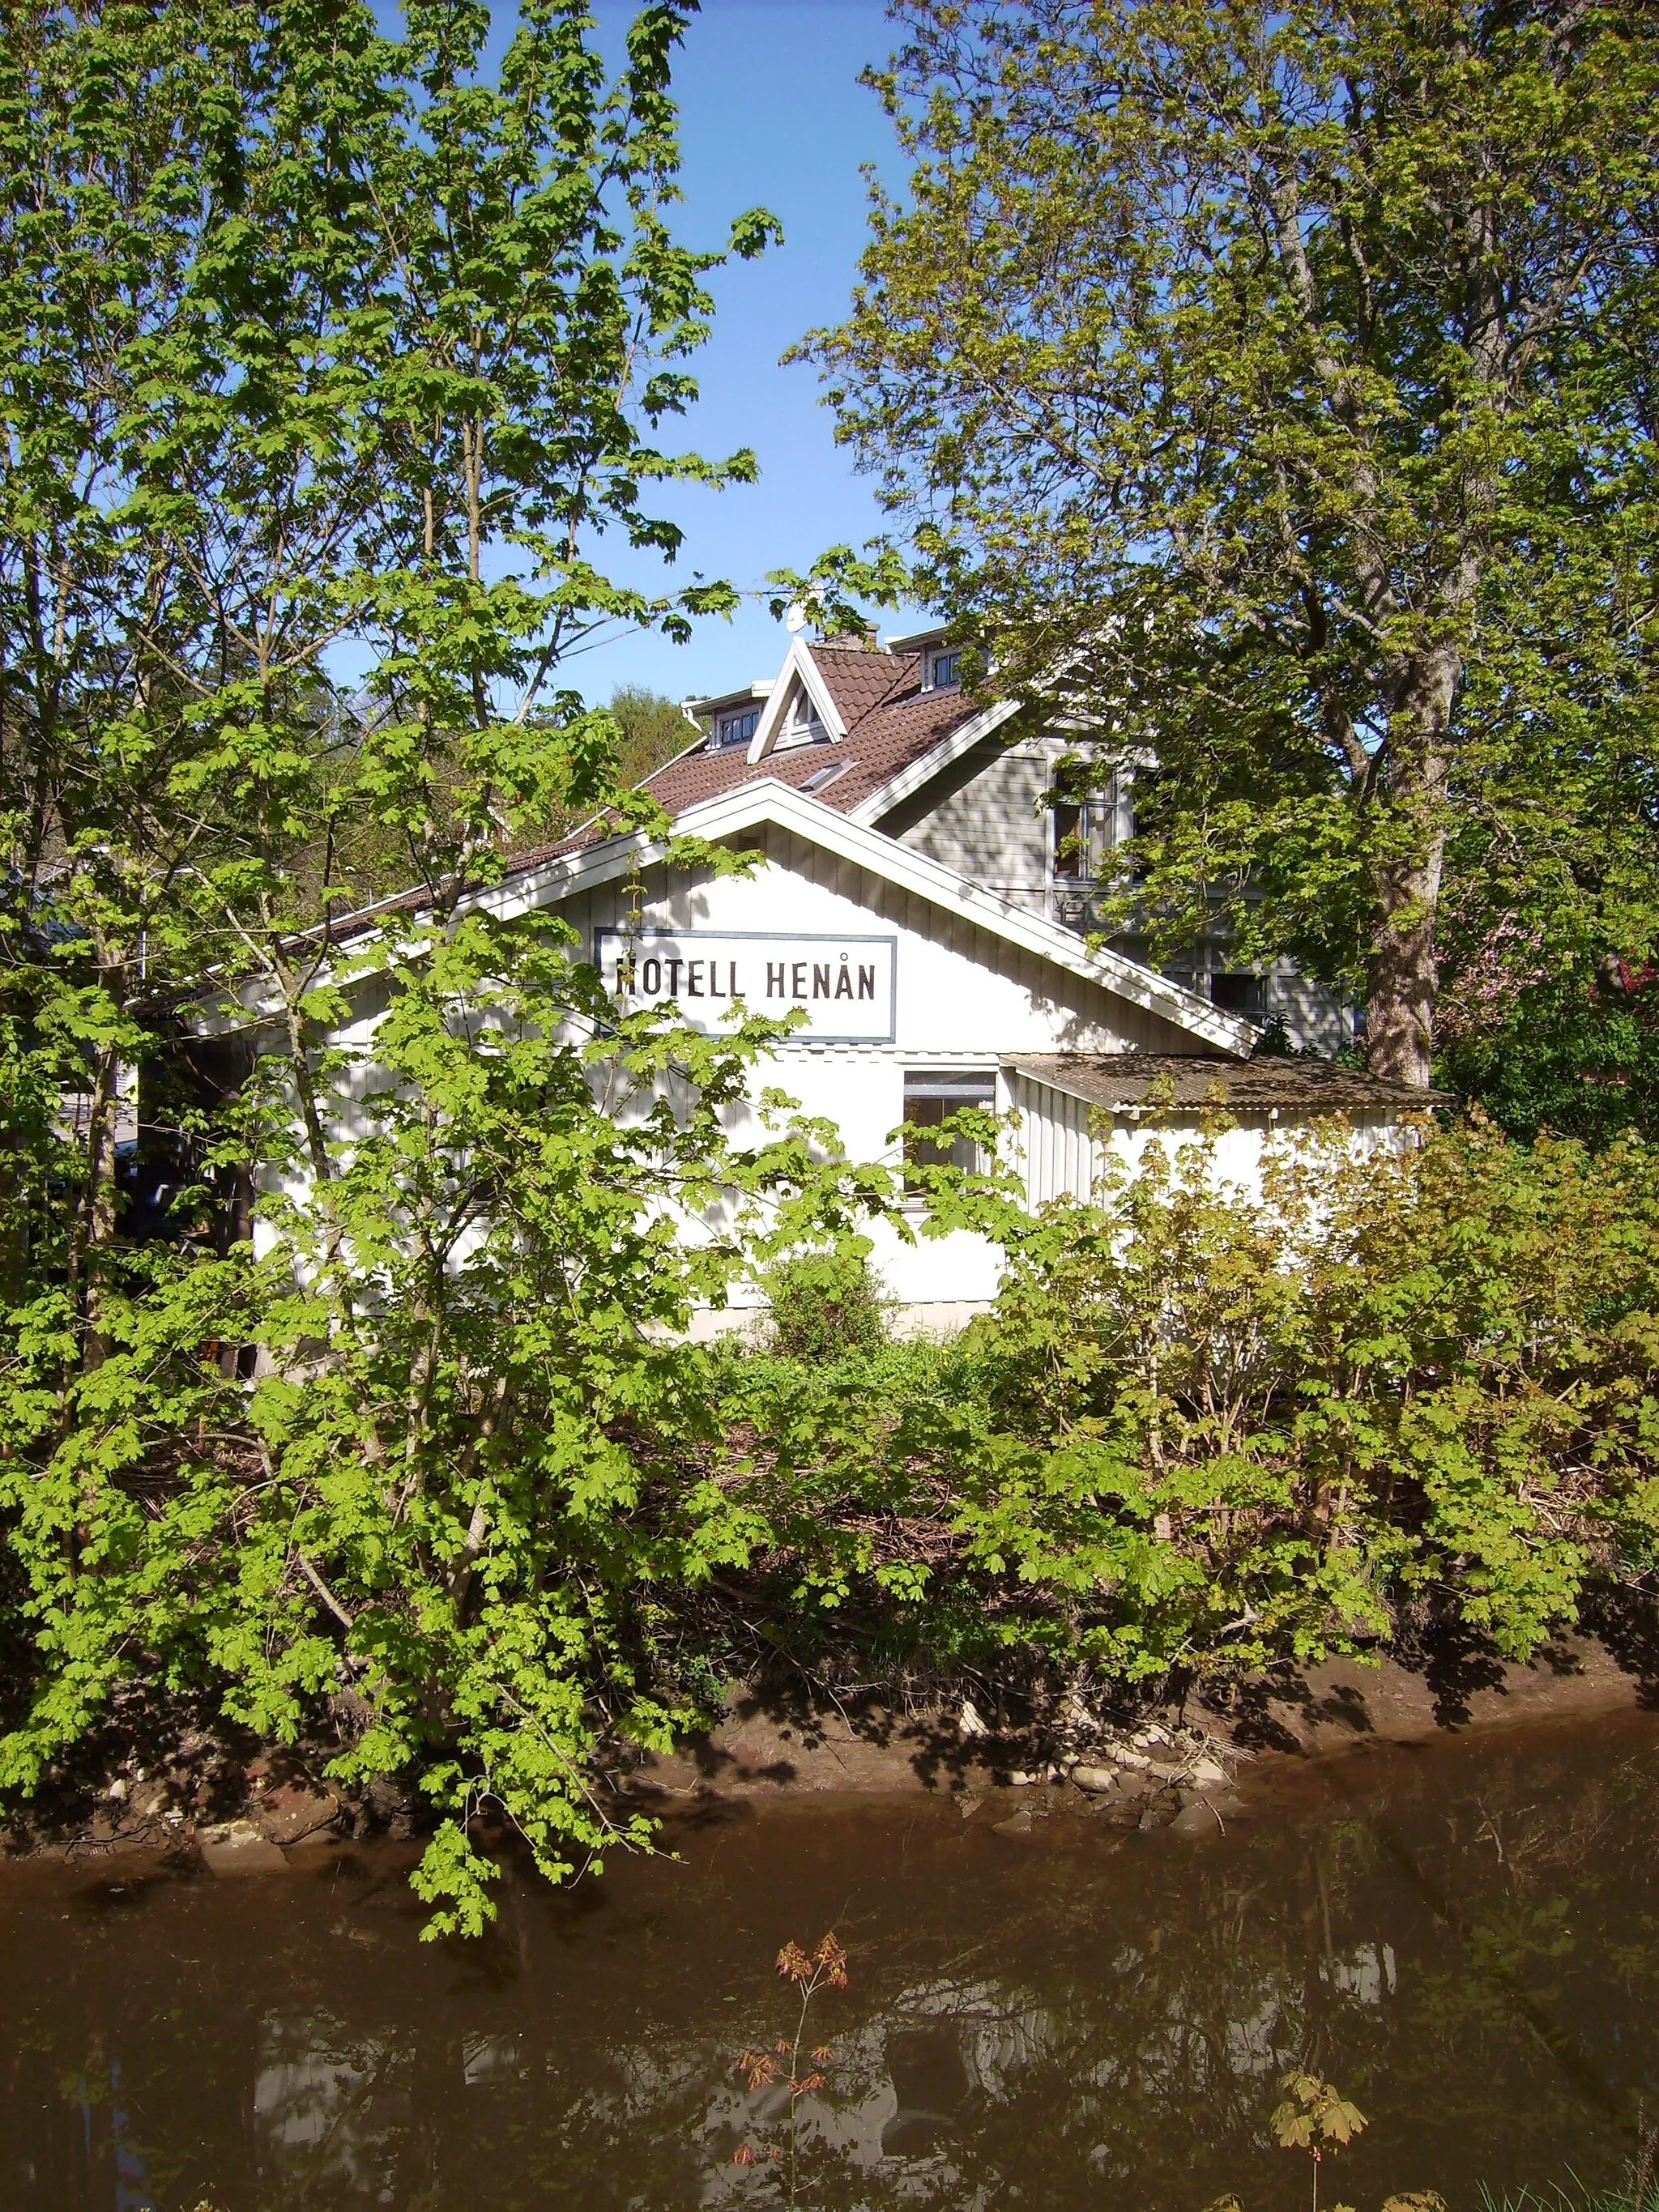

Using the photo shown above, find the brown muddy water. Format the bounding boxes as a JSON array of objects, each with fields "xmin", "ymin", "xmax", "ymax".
[{"xmin": 3, "ymin": 1708, "xmax": 1659, "ymax": 2212}]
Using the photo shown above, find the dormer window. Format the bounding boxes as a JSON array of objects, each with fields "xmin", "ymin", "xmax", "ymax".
[
  {"xmin": 715, "ymin": 705, "xmax": 759, "ymax": 748},
  {"xmin": 773, "ymin": 680, "xmax": 824, "ymax": 748},
  {"xmin": 927, "ymin": 650, "xmax": 962, "ymax": 691},
  {"xmin": 728, "ymin": 644, "xmax": 845, "ymax": 762}
]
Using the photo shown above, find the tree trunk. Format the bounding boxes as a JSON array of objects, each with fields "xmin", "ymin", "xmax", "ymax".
[
  {"xmin": 77, "ymin": 1041, "xmax": 122, "ymax": 1372},
  {"xmin": 1364, "ymin": 839, "xmax": 1443, "ymax": 1087},
  {"xmin": 1363, "ymin": 647, "xmax": 1456, "ymax": 1088}
]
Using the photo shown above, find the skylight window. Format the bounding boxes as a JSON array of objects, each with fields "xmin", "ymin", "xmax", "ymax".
[{"xmin": 800, "ymin": 760, "xmax": 848, "ymax": 795}]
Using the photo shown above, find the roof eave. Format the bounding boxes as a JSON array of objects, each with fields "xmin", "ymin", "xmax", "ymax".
[
  {"xmin": 485, "ymin": 780, "xmax": 1254, "ymax": 1054},
  {"xmin": 846, "ymin": 697, "xmax": 1022, "ymax": 827},
  {"xmin": 192, "ymin": 780, "xmax": 1258, "ymax": 1057},
  {"xmin": 1005, "ymin": 1053, "xmax": 1450, "ymax": 1115}
]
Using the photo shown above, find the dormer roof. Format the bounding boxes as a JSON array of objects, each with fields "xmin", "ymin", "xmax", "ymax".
[
  {"xmin": 884, "ymin": 622, "xmax": 951, "ymax": 654},
  {"xmin": 747, "ymin": 635, "xmax": 847, "ymax": 756},
  {"xmin": 506, "ymin": 634, "xmax": 1002, "ymax": 872},
  {"xmin": 686, "ymin": 679, "xmax": 772, "ymax": 721}
]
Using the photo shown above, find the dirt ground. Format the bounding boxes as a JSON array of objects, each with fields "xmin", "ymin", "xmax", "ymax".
[
  {"xmin": 629, "ymin": 1633, "xmax": 1653, "ymax": 1803},
  {"xmin": 5, "ymin": 1630, "xmax": 1653, "ymax": 1870}
]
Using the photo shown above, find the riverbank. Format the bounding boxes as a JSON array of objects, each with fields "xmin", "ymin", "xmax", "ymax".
[
  {"xmin": 631, "ymin": 1633, "xmax": 1649, "ymax": 1802},
  {"xmin": 3, "ymin": 1628, "xmax": 1649, "ymax": 1873},
  {"xmin": 612, "ymin": 1631, "xmax": 1653, "ymax": 1849}
]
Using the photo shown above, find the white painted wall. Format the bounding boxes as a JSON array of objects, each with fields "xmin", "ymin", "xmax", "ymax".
[
  {"xmin": 252, "ymin": 817, "xmax": 1410, "ymax": 1329},
  {"xmin": 552, "ymin": 825, "xmax": 1216, "ymax": 1060},
  {"xmin": 538, "ymin": 826, "xmax": 1221, "ymax": 1314},
  {"xmin": 1009, "ymin": 1069, "xmax": 1410, "ymax": 1210}
]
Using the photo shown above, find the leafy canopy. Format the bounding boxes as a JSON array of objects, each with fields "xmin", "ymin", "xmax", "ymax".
[
  {"xmin": 0, "ymin": 0, "xmax": 898, "ymax": 1933},
  {"xmin": 802, "ymin": 0, "xmax": 1659, "ymax": 1087}
]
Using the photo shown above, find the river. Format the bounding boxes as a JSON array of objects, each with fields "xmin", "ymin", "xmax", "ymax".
[{"xmin": 2, "ymin": 1706, "xmax": 1657, "ymax": 2210}]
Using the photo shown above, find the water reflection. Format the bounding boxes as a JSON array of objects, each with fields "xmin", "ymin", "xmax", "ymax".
[
  {"xmin": 254, "ymin": 2016, "xmax": 409, "ymax": 2197},
  {"xmin": 2, "ymin": 1710, "xmax": 1657, "ymax": 2210}
]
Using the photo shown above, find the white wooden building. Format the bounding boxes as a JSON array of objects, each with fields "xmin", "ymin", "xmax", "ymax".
[
  {"xmin": 461, "ymin": 773, "xmax": 1424, "ymax": 1332},
  {"xmin": 228, "ymin": 632, "xmax": 1432, "ymax": 1330},
  {"xmin": 665, "ymin": 626, "xmax": 1357, "ymax": 1050}
]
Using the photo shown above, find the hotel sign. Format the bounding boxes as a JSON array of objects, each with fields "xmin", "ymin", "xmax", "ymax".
[{"xmin": 595, "ymin": 929, "xmax": 897, "ymax": 1042}]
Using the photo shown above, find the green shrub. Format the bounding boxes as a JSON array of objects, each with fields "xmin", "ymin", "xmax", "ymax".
[
  {"xmin": 758, "ymin": 1247, "xmax": 890, "ymax": 1364},
  {"xmin": 721, "ymin": 1114, "xmax": 1659, "ymax": 1697},
  {"xmin": 11, "ymin": 1084, "xmax": 1659, "ymax": 1927},
  {"xmin": 932, "ymin": 1113, "xmax": 1659, "ymax": 1684}
]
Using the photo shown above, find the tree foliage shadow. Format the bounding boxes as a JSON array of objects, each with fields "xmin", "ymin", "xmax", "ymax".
[
  {"xmin": 724, "ymin": 1670, "xmax": 1016, "ymax": 1790},
  {"xmin": 1210, "ymin": 1664, "xmax": 1377, "ymax": 1753},
  {"xmin": 1580, "ymin": 1588, "xmax": 1659, "ymax": 1710}
]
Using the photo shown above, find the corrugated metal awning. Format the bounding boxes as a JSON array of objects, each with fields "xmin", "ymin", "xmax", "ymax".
[{"xmin": 1004, "ymin": 1053, "xmax": 1452, "ymax": 1115}]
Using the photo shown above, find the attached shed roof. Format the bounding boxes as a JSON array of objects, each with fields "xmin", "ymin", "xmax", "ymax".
[{"xmin": 1008, "ymin": 1053, "xmax": 1450, "ymax": 1115}]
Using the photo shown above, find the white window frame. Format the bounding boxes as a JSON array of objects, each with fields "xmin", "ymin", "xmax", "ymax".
[
  {"xmin": 901, "ymin": 1067, "xmax": 999, "ymax": 1196},
  {"xmin": 1050, "ymin": 786, "xmax": 1123, "ymax": 884},
  {"xmin": 1052, "ymin": 774, "xmax": 1132, "ymax": 884},
  {"xmin": 774, "ymin": 682, "xmax": 822, "ymax": 750}
]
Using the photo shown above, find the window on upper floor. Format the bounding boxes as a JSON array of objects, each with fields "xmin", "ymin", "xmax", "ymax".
[
  {"xmin": 772, "ymin": 682, "xmax": 822, "ymax": 748},
  {"xmin": 1051, "ymin": 800, "xmax": 1113, "ymax": 880},
  {"xmin": 1050, "ymin": 769, "xmax": 1130, "ymax": 883},
  {"xmin": 926, "ymin": 649, "xmax": 962, "ymax": 690},
  {"xmin": 902, "ymin": 1069, "xmax": 997, "ymax": 1192},
  {"xmin": 1209, "ymin": 971, "xmax": 1264, "ymax": 1016},
  {"xmin": 714, "ymin": 705, "xmax": 760, "ymax": 748}
]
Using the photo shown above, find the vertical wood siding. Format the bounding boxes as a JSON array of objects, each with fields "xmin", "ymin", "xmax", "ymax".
[{"xmin": 1011, "ymin": 1072, "xmax": 1100, "ymax": 1206}]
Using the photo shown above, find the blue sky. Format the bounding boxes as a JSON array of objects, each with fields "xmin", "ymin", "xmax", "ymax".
[{"xmin": 574, "ymin": 0, "xmax": 919, "ymax": 710}]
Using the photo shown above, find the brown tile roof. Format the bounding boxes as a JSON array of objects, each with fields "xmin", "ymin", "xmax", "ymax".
[
  {"xmin": 505, "ymin": 643, "xmax": 979, "ymax": 872},
  {"xmin": 312, "ymin": 647, "xmax": 977, "ymax": 951},
  {"xmin": 1009, "ymin": 1053, "xmax": 1452, "ymax": 1114},
  {"xmin": 812, "ymin": 641, "xmax": 921, "ymax": 724}
]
